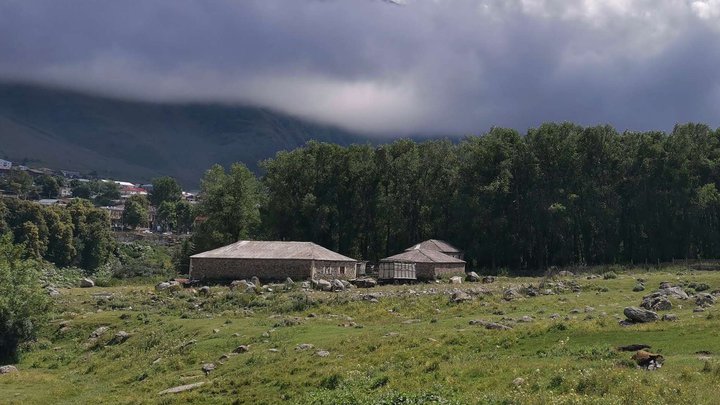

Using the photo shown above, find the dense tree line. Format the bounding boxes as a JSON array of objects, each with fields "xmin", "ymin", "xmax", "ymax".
[
  {"xmin": 190, "ymin": 122, "xmax": 720, "ymax": 274},
  {"xmin": 0, "ymin": 198, "xmax": 115, "ymax": 271}
]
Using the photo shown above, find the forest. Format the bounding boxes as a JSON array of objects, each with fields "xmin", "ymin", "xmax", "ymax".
[{"xmin": 190, "ymin": 122, "xmax": 720, "ymax": 274}]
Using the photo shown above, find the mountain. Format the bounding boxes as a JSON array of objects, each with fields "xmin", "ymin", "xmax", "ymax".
[{"xmin": 0, "ymin": 82, "xmax": 371, "ymax": 187}]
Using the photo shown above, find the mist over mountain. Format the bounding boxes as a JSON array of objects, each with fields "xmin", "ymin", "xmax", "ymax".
[{"xmin": 0, "ymin": 82, "xmax": 373, "ymax": 187}]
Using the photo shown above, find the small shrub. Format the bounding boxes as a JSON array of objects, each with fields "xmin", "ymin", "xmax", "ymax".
[
  {"xmin": 602, "ymin": 271, "xmax": 618, "ymax": 280},
  {"xmin": 319, "ymin": 373, "xmax": 343, "ymax": 390}
]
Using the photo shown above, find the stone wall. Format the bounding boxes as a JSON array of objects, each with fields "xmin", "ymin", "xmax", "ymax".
[
  {"xmin": 415, "ymin": 263, "xmax": 466, "ymax": 280},
  {"xmin": 190, "ymin": 258, "xmax": 356, "ymax": 282}
]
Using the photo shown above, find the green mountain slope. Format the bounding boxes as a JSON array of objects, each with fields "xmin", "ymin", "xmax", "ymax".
[{"xmin": 0, "ymin": 82, "xmax": 370, "ymax": 187}]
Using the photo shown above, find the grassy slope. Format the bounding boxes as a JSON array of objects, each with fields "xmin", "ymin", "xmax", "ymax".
[
  {"xmin": 2, "ymin": 269, "xmax": 720, "ymax": 404},
  {"xmin": 0, "ymin": 82, "xmax": 370, "ymax": 187}
]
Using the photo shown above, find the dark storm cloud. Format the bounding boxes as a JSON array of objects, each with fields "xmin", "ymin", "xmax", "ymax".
[{"xmin": 1, "ymin": 0, "xmax": 720, "ymax": 135}]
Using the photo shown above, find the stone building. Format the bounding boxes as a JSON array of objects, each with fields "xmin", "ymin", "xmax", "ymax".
[
  {"xmin": 189, "ymin": 240, "xmax": 357, "ymax": 282},
  {"xmin": 405, "ymin": 239, "xmax": 464, "ymax": 259},
  {"xmin": 380, "ymin": 248, "xmax": 465, "ymax": 280}
]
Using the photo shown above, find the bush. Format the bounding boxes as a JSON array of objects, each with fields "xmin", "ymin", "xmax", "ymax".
[
  {"xmin": 602, "ymin": 271, "xmax": 618, "ymax": 279},
  {"xmin": 0, "ymin": 234, "xmax": 51, "ymax": 362}
]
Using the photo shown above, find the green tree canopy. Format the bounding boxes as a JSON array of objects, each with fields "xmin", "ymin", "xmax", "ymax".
[{"xmin": 150, "ymin": 176, "xmax": 182, "ymax": 207}]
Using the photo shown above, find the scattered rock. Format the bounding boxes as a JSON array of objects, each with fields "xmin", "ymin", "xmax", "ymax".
[
  {"xmin": 633, "ymin": 283, "xmax": 645, "ymax": 292},
  {"xmin": 482, "ymin": 276, "xmax": 496, "ymax": 284},
  {"xmin": 659, "ymin": 281, "xmax": 672, "ymax": 289},
  {"xmin": 158, "ymin": 382, "xmax": 205, "ymax": 395},
  {"xmin": 233, "ymin": 345, "xmax": 250, "ymax": 353},
  {"xmin": 641, "ymin": 296, "xmax": 672, "ymax": 311},
  {"xmin": 557, "ymin": 270, "xmax": 574, "ymax": 277},
  {"xmin": 352, "ymin": 278, "xmax": 378, "ymax": 288},
  {"xmin": 662, "ymin": 314, "xmax": 678, "ymax": 321},
  {"xmin": 296, "ymin": 343, "xmax": 314, "ymax": 351},
  {"xmin": 230, "ymin": 280, "xmax": 255, "ymax": 292},
  {"xmin": 285, "ymin": 277, "xmax": 295, "ymax": 286},
  {"xmin": 331, "ymin": 279, "xmax": 346, "ymax": 291},
  {"xmin": 155, "ymin": 282, "xmax": 171, "ymax": 291},
  {"xmin": 469, "ymin": 319, "xmax": 512, "ymax": 330},
  {"xmin": 251, "ymin": 276, "xmax": 261, "ymax": 286},
  {"xmin": 624, "ymin": 307, "xmax": 659, "ymax": 323},
  {"xmin": 198, "ymin": 286, "xmax": 211, "ymax": 296},
  {"xmin": 300, "ymin": 281, "xmax": 312, "ymax": 289},
  {"xmin": 584, "ymin": 306, "xmax": 595, "ymax": 313},
  {"xmin": 315, "ymin": 279, "xmax": 332, "ymax": 292},
  {"xmin": 449, "ymin": 276, "xmax": 463, "ymax": 284},
  {"xmin": 108, "ymin": 331, "xmax": 130, "ymax": 345},
  {"xmin": 450, "ymin": 290, "xmax": 472, "ymax": 303},
  {"xmin": 696, "ymin": 293, "xmax": 716, "ymax": 307},
  {"xmin": 202, "ymin": 363, "xmax": 216, "ymax": 375},
  {"xmin": 316, "ymin": 350, "xmax": 330, "ymax": 357},
  {"xmin": 512, "ymin": 377, "xmax": 525, "ymax": 386},
  {"xmin": 549, "ymin": 313, "xmax": 561, "ymax": 319},
  {"xmin": 518, "ymin": 315, "xmax": 534, "ymax": 323},
  {"xmin": 503, "ymin": 288, "xmax": 522, "ymax": 301},
  {"xmin": 0, "ymin": 365, "xmax": 18, "ymax": 374},
  {"xmin": 89, "ymin": 326, "xmax": 109, "ymax": 339},
  {"xmin": 46, "ymin": 287, "xmax": 61, "ymax": 297},
  {"xmin": 268, "ymin": 348, "xmax": 280, "ymax": 353},
  {"xmin": 658, "ymin": 286, "xmax": 688, "ymax": 300},
  {"xmin": 694, "ymin": 307, "xmax": 706, "ymax": 313},
  {"xmin": 466, "ymin": 272, "xmax": 481, "ymax": 282},
  {"xmin": 80, "ymin": 278, "xmax": 94, "ymax": 288}
]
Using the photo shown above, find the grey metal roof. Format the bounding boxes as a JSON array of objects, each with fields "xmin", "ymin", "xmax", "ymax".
[
  {"xmin": 405, "ymin": 239, "xmax": 461, "ymax": 253},
  {"xmin": 381, "ymin": 248, "xmax": 465, "ymax": 264},
  {"xmin": 190, "ymin": 240, "xmax": 357, "ymax": 262}
]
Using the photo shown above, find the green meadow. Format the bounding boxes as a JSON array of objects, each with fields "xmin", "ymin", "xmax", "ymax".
[{"xmin": 2, "ymin": 269, "xmax": 720, "ymax": 404}]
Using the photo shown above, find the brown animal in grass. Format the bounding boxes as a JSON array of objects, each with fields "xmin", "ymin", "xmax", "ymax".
[{"xmin": 631, "ymin": 350, "xmax": 664, "ymax": 367}]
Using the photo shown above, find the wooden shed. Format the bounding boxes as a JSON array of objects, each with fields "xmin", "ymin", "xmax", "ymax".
[
  {"xmin": 381, "ymin": 249, "xmax": 466, "ymax": 280},
  {"xmin": 190, "ymin": 241, "xmax": 357, "ymax": 282},
  {"xmin": 405, "ymin": 239, "xmax": 464, "ymax": 260}
]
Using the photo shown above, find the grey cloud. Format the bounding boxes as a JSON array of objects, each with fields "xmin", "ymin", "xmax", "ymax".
[{"xmin": 1, "ymin": 0, "xmax": 720, "ymax": 135}]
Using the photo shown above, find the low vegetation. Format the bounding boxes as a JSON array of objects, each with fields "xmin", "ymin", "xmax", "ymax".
[{"xmin": 2, "ymin": 267, "xmax": 720, "ymax": 404}]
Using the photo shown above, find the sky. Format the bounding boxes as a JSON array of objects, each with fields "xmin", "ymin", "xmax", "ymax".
[{"xmin": 1, "ymin": 0, "xmax": 720, "ymax": 136}]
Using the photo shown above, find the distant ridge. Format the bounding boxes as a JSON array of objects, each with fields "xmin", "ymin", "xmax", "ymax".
[{"xmin": 0, "ymin": 82, "xmax": 371, "ymax": 187}]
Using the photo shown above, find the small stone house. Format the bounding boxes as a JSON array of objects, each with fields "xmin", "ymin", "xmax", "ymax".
[
  {"xmin": 381, "ymin": 248, "xmax": 466, "ymax": 280},
  {"xmin": 189, "ymin": 240, "xmax": 357, "ymax": 282},
  {"xmin": 405, "ymin": 239, "xmax": 464, "ymax": 259}
]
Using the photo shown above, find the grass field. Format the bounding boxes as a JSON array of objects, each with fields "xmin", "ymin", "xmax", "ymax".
[{"xmin": 2, "ymin": 268, "xmax": 720, "ymax": 404}]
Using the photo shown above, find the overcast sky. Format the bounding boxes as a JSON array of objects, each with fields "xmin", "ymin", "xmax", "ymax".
[{"xmin": 1, "ymin": 0, "xmax": 720, "ymax": 135}]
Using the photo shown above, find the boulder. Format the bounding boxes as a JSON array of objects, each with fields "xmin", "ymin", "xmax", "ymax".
[
  {"xmin": 80, "ymin": 278, "xmax": 94, "ymax": 288},
  {"xmin": 450, "ymin": 290, "xmax": 472, "ymax": 303},
  {"xmin": 0, "ymin": 365, "xmax": 18, "ymax": 374},
  {"xmin": 316, "ymin": 350, "xmax": 330, "ymax": 357},
  {"xmin": 230, "ymin": 280, "xmax": 255, "ymax": 292},
  {"xmin": 155, "ymin": 282, "xmax": 171, "ymax": 291},
  {"xmin": 696, "ymin": 293, "xmax": 716, "ymax": 307},
  {"xmin": 108, "ymin": 331, "xmax": 130, "ymax": 345},
  {"xmin": 659, "ymin": 281, "xmax": 672, "ymax": 289},
  {"xmin": 202, "ymin": 363, "xmax": 216, "ymax": 375},
  {"xmin": 623, "ymin": 307, "xmax": 659, "ymax": 323},
  {"xmin": 89, "ymin": 326, "xmax": 109, "ymax": 339},
  {"xmin": 250, "ymin": 276, "xmax": 261, "ymax": 286},
  {"xmin": 482, "ymin": 276, "xmax": 496, "ymax": 284},
  {"xmin": 512, "ymin": 377, "xmax": 525, "ymax": 386},
  {"xmin": 352, "ymin": 278, "xmax": 377, "ymax": 288},
  {"xmin": 633, "ymin": 283, "xmax": 645, "ymax": 292},
  {"xmin": 641, "ymin": 296, "xmax": 672, "ymax": 311},
  {"xmin": 341, "ymin": 280, "xmax": 353, "ymax": 289},
  {"xmin": 159, "ymin": 382, "xmax": 205, "ymax": 395},
  {"xmin": 485, "ymin": 322, "xmax": 513, "ymax": 331},
  {"xmin": 450, "ymin": 276, "xmax": 463, "ymax": 284},
  {"xmin": 296, "ymin": 343, "xmax": 314, "ymax": 351},
  {"xmin": 316, "ymin": 279, "xmax": 332, "ymax": 292},
  {"xmin": 466, "ymin": 272, "xmax": 481, "ymax": 282},
  {"xmin": 166, "ymin": 280, "xmax": 183, "ymax": 292},
  {"xmin": 300, "ymin": 281, "xmax": 312, "ymax": 289},
  {"xmin": 659, "ymin": 286, "xmax": 689, "ymax": 300},
  {"xmin": 198, "ymin": 286, "xmax": 211, "ymax": 296},
  {"xmin": 503, "ymin": 288, "xmax": 522, "ymax": 301},
  {"xmin": 233, "ymin": 345, "xmax": 250, "ymax": 353},
  {"xmin": 331, "ymin": 279, "xmax": 346, "ymax": 292}
]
